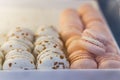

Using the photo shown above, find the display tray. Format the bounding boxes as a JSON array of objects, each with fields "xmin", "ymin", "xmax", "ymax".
[{"xmin": 0, "ymin": 0, "xmax": 120, "ymax": 80}]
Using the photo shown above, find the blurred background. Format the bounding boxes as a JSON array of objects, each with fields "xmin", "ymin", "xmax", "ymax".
[{"xmin": 98, "ymin": 0, "xmax": 120, "ymax": 47}]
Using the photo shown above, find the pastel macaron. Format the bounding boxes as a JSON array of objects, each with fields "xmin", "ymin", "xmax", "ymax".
[
  {"xmin": 35, "ymin": 26, "xmax": 59, "ymax": 38},
  {"xmin": 3, "ymin": 58, "xmax": 36, "ymax": 70},
  {"xmin": 65, "ymin": 36, "xmax": 81, "ymax": 48},
  {"xmin": 78, "ymin": 4, "xmax": 97, "ymax": 16},
  {"xmin": 7, "ymin": 27, "xmax": 34, "ymax": 42},
  {"xmin": 60, "ymin": 8, "xmax": 84, "ymax": 31},
  {"xmin": 37, "ymin": 52, "xmax": 69, "ymax": 69},
  {"xmin": 69, "ymin": 50, "xmax": 97, "ymax": 69},
  {"xmin": 96, "ymin": 55, "xmax": 120, "ymax": 69}
]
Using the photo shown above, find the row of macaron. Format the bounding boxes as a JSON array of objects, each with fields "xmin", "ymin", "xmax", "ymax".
[
  {"xmin": 0, "ymin": 26, "xmax": 69, "ymax": 70},
  {"xmin": 34, "ymin": 26, "xmax": 69, "ymax": 69},
  {"xmin": 1, "ymin": 27, "xmax": 36, "ymax": 70},
  {"xmin": 60, "ymin": 4, "xmax": 120, "ymax": 69}
]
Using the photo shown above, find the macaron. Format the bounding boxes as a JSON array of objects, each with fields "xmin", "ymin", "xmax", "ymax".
[
  {"xmin": 1, "ymin": 40, "xmax": 31, "ymax": 55},
  {"xmin": 60, "ymin": 8, "xmax": 84, "ymax": 32},
  {"xmin": 3, "ymin": 58, "xmax": 36, "ymax": 70},
  {"xmin": 70, "ymin": 59, "xmax": 97, "ymax": 69},
  {"xmin": 96, "ymin": 55, "xmax": 120, "ymax": 69},
  {"xmin": 82, "ymin": 29, "xmax": 107, "ymax": 45},
  {"xmin": 78, "ymin": 3, "xmax": 97, "ymax": 16},
  {"xmin": 37, "ymin": 53, "xmax": 69, "ymax": 69},
  {"xmin": 68, "ymin": 50, "xmax": 94, "ymax": 63},
  {"xmin": 65, "ymin": 36, "xmax": 81, "ymax": 48},
  {"xmin": 8, "ymin": 36, "xmax": 34, "ymax": 49},
  {"xmin": 60, "ymin": 28, "xmax": 81, "ymax": 42},
  {"xmin": 5, "ymin": 49, "xmax": 35, "ymax": 61},
  {"xmin": 35, "ymin": 36, "xmax": 63, "ymax": 48},
  {"xmin": 82, "ymin": 11, "xmax": 103, "ymax": 25},
  {"xmin": 37, "ymin": 48, "xmax": 65, "ymax": 60},
  {"xmin": 34, "ymin": 41, "xmax": 62, "ymax": 55},
  {"xmin": 7, "ymin": 27, "xmax": 34, "ymax": 42},
  {"xmin": 35, "ymin": 26, "xmax": 59, "ymax": 38}
]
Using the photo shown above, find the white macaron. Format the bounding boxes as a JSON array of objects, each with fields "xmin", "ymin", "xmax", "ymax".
[
  {"xmin": 35, "ymin": 26, "xmax": 59, "ymax": 38},
  {"xmin": 3, "ymin": 58, "xmax": 36, "ymax": 70}
]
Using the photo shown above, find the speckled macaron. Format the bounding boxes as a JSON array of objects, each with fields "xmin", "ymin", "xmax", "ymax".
[
  {"xmin": 34, "ymin": 41, "xmax": 62, "ymax": 56},
  {"xmin": 35, "ymin": 36, "xmax": 63, "ymax": 48},
  {"xmin": 5, "ymin": 49, "xmax": 35, "ymax": 61},
  {"xmin": 1, "ymin": 40, "xmax": 31, "ymax": 55},
  {"xmin": 8, "ymin": 36, "xmax": 34, "ymax": 49},
  {"xmin": 3, "ymin": 58, "xmax": 36, "ymax": 70},
  {"xmin": 7, "ymin": 27, "xmax": 34, "ymax": 42},
  {"xmin": 35, "ymin": 26, "xmax": 59, "ymax": 38},
  {"xmin": 37, "ymin": 52, "xmax": 69, "ymax": 69}
]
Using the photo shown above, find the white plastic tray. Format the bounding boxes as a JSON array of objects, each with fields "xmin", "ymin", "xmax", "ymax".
[{"xmin": 0, "ymin": 0, "xmax": 120, "ymax": 80}]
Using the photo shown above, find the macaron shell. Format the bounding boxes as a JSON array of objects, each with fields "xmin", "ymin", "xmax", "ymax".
[
  {"xmin": 82, "ymin": 11, "xmax": 103, "ymax": 24},
  {"xmin": 60, "ymin": 8, "xmax": 84, "ymax": 33},
  {"xmin": 65, "ymin": 36, "xmax": 81, "ymax": 47},
  {"xmin": 5, "ymin": 49, "xmax": 35, "ymax": 61},
  {"xmin": 1, "ymin": 40, "xmax": 31, "ymax": 55},
  {"xmin": 3, "ymin": 58, "xmax": 36, "ymax": 70},
  {"xmin": 82, "ymin": 29, "xmax": 107, "ymax": 45},
  {"xmin": 70, "ymin": 59, "xmax": 97, "ymax": 69},
  {"xmin": 60, "ymin": 28, "xmax": 81, "ymax": 42},
  {"xmin": 37, "ymin": 53, "xmax": 69, "ymax": 69},
  {"xmin": 37, "ymin": 48, "xmax": 65, "ymax": 61},
  {"xmin": 34, "ymin": 41, "xmax": 61, "ymax": 55},
  {"xmin": 78, "ymin": 3, "xmax": 96, "ymax": 16},
  {"xmin": 8, "ymin": 27, "xmax": 34, "ymax": 42},
  {"xmin": 35, "ymin": 36, "xmax": 63, "ymax": 48},
  {"xmin": 35, "ymin": 26, "xmax": 59, "ymax": 38},
  {"xmin": 99, "ymin": 60, "xmax": 120, "ymax": 69},
  {"xmin": 8, "ymin": 36, "xmax": 34, "ymax": 49},
  {"xmin": 79, "ymin": 37, "xmax": 106, "ymax": 56}
]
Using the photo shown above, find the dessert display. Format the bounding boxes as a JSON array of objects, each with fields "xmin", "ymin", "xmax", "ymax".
[{"xmin": 0, "ymin": 3, "xmax": 119, "ymax": 70}]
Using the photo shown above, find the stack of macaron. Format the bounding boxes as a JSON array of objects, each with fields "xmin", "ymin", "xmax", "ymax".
[
  {"xmin": 60, "ymin": 4, "xmax": 120, "ymax": 69},
  {"xmin": 34, "ymin": 26, "xmax": 69, "ymax": 69},
  {"xmin": 78, "ymin": 4, "xmax": 120, "ymax": 69},
  {"xmin": 60, "ymin": 8, "xmax": 97, "ymax": 69},
  {"xmin": 1, "ymin": 27, "xmax": 36, "ymax": 70}
]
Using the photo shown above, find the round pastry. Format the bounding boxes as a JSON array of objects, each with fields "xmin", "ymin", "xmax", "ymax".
[
  {"xmin": 5, "ymin": 49, "xmax": 35, "ymax": 61},
  {"xmin": 60, "ymin": 8, "xmax": 84, "ymax": 32},
  {"xmin": 65, "ymin": 36, "xmax": 81, "ymax": 47},
  {"xmin": 37, "ymin": 48, "xmax": 65, "ymax": 60},
  {"xmin": 78, "ymin": 3, "xmax": 96, "ymax": 16},
  {"xmin": 8, "ymin": 36, "xmax": 34, "ymax": 49},
  {"xmin": 82, "ymin": 11, "xmax": 103, "ymax": 24},
  {"xmin": 35, "ymin": 26, "xmax": 59, "ymax": 38},
  {"xmin": 70, "ymin": 59, "xmax": 97, "ymax": 69},
  {"xmin": 35, "ymin": 36, "xmax": 63, "ymax": 48},
  {"xmin": 96, "ymin": 55, "xmax": 120, "ymax": 69},
  {"xmin": 37, "ymin": 53, "xmax": 69, "ymax": 69},
  {"xmin": 7, "ymin": 27, "xmax": 34, "ymax": 42},
  {"xmin": 34, "ymin": 41, "xmax": 62, "ymax": 55},
  {"xmin": 3, "ymin": 58, "xmax": 36, "ymax": 70},
  {"xmin": 1, "ymin": 40, "xmax": 31, "ymax": 55},
  {"xmin": 60, "ymin": 28, "xmax": 81, "ymax": 42}
]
